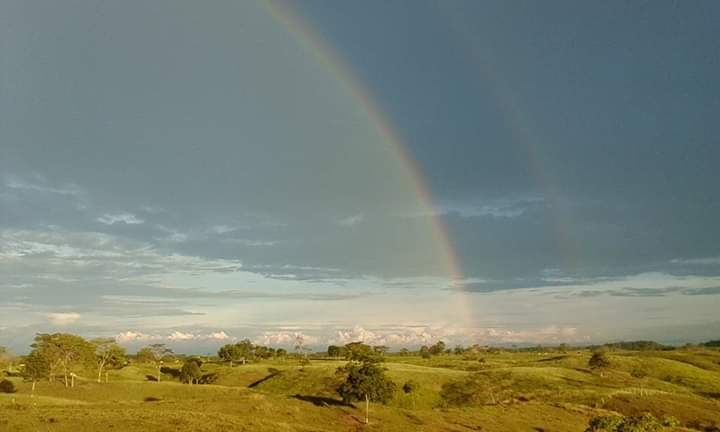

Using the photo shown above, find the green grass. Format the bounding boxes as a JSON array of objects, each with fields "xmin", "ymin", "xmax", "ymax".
[{"xmin": 2, "ymin": 349, "xmax": 719, "ymax": 431}]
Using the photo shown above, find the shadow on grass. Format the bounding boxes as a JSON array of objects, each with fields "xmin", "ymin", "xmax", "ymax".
[
  {"xmin": 292, "ymin": 394, "xmax": 354, "ymax": 408},
  {"xmin": 248, "ymin": 368, "xmax": 283, "ymax": 388},
  {"xmin": 536, "ymin": 356, "xmax": 567, "ymax": 363}
]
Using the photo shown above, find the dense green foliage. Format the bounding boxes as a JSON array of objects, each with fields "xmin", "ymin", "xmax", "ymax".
[
  {"xmin": 585, "ymin": 413, "xmax": 679, "ymax": 432},
  {"xmin": 336, "ymin": 361, "xmax": 396, "ymax": 404},
  {"xmin": 0, "ymin": 379, "xmax": 17, "ymax": 393},
  {"xmin": 180, "ymin": 359, "xmax": 202, "ymax": 384}
]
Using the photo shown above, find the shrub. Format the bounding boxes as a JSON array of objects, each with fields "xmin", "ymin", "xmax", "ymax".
[
  {"xmin": 0, "ymin": 379, "xmax": 17, "ymax": 393},
  {"xmin": 402, "ymin": 380, "xmax": 418, "ymax": 394},
  {"xmin": 440, "ymin": 375, "xmax": 484, "ymax": 407},
  {"xmin": 585, "ymin": 413, "xmax": 665, "ymax": 432},
  {"xmin": 589, "ymin": 351, "xmax": 611, "ymax": 369}
]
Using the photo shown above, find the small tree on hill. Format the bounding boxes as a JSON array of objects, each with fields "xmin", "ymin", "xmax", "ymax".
[
  {"xmin": 92, "ymin": 338, "xmax": 126, "ymax": 383},
  {"xmin": 402, "ymin": 380, "xmax": 419, "ymax": 409},
  {"xmin": 143, "ymin": 343, "xmax": 173, "ymax": 383},
  {"xmin": 337, "ymin": 361, "xmax": 396, "ymax": 424},
  {"xmin": 180, "ymin": 358, "xmax": 202, "ymax": 384},
  {"xmin": 344, "ymin": 342, "xmax": 380, "ymax": 363},
  {"xmin": 419, "ymin": 345, "xmax": 431, "ymax": 359}
]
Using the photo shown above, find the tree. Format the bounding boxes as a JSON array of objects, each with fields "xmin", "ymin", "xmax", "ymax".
[
  {"xmin": 136, "ymin": 347, "xmax": 155, "ymax": 364},
  {"xmin": 142, "ymin": 343, "xmax": 173, "ymax": 383},
  {"xmin": 92, "ymin": 338, "xmax": 126, "ymax": 383},
  {"xmin": 276, "ymin": 348, "xmax": 287, "ymax": 358},
  {"xmin": 22, "ymin": 350, "xmax": 50, "ymax": 393},
  {"xmin": 337, "ymin": 361, "xmax": 396, "ymax": 424},
  {"xmin": 235, "ymin": 339, "xmax": 255, "ymax": 364},
  {"xmin": 373, "ymin": 346, "xmax": 389, "ymax": 356},
  {"xmin": 344, "ymin": 342, "xmax": 379, "ymax": 363},
  {"xmin": 30, "ymin": 333, "xmax": 95, "ymax": 387},
  {"xmin": 429, "ymin": 341, "xmax": 446, "ymax": 356},
  {"xmin": 218, "ymin": 343, "xmax": 243, "ymax": 367},
  {"xmin": 419, "ymin": 345, "xmax": 431, "ymax": 359},
  {"xmin": 180, "ymin": 358, "xmax": 202, "ymax": 384},
  {"xmin": 402, "ymin": 380, "xmax": 419, "ymax": 409},
  {"xmin": 327, "ymin": 345, "xmax": 341, "ymax": 359}
]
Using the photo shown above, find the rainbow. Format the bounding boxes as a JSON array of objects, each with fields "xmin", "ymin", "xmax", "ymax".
[{"xmin": 263, "ymin": 1, "xmax": 465, "ymax": 287}]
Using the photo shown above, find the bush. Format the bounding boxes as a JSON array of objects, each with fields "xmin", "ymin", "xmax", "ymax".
[
  {"xmin": 402, "ymin": 380, "xmax": 418, "ymax": 394},
  {"xmin": 0, "ymin": 379, "xmax": 17, "ymax": 393},
  {"xmin": 440, "ymin": 375, "xmax": 484, "ymax": 407},
  {"xmin": 585, "ymin": 413, "xmax": 665, "ymax": 432},
  {"xmin": 589, "ymin": 351, "xmax": 611, "ymax": 369}
]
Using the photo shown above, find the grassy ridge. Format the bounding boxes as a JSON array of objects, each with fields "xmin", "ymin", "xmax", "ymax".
[{"xmin": 2, "ymin": 349, "xmax": 719, "ymax": 431}]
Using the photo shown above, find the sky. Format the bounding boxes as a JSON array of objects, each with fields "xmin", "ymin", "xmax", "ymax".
[{"xmin": 1, "ymin": 0, "xmax": 719, "ymax": 353}]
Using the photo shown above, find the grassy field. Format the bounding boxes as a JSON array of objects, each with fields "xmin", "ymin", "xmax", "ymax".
[{"xmin": 2, "ymin": 349, "xmax": 720, "ymax": 431}]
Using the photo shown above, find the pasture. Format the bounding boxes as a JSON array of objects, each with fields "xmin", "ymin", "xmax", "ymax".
[{"xmin": 2, "ymin": 349, "xmax": 720, "ymax": 431}]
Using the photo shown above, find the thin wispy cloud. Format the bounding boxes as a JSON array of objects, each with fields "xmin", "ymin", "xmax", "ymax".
[
  {"xmin": 337, "ymin": 214, "xmax": 364, "ymax": 226},
  {"xmin": 97, "ymin": 213, "xmax": 144, "ymax": 225},
  {"xmin": 47, "ymin": 312, "xmax": 81, "ymax": 326}
]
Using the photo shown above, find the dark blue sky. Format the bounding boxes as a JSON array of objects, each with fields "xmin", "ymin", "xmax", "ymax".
[{"xmin": 292, "ymin": 0, "xmax": 720, "ymax": 278}]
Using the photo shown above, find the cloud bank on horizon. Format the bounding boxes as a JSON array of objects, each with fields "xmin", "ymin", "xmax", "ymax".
[{"xmin": 1, "ymin": 0, "xmax": 719, "ymax": 352}]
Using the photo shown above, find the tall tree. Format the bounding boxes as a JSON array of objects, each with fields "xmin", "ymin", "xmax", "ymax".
[
  {"xmin": 30, "ymin": 333, "xmax": 95, "ymax": 387},
  {"xmin": 142, "ymin": 343, "xmax": 173, "ymax": 383},
  {"xmin": 235, "ymin": 339, "xmax": 255, "ymax": 364},
  {"xmin": 92, "ymin": 338, "xmax": 126, "ymax": 383},
  {"xmin": 22, "ymin": 350, "xmax": 50, "ymax": 394},
  {"xmin": 218, "ymin": 343, "xmax": 243, "ymax": 367}
]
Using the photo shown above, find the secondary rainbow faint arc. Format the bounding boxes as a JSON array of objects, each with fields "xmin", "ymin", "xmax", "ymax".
[{"xmin": 263, "ymin": 1, "xmax": 465, "ymax": 285}]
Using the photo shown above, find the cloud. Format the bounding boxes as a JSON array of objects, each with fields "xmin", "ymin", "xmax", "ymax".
[
  {"xmin": 454, "ymin": 272, "xmax": 720, "ymax": 297},
  {"xmin": 4, "ymin": 175, "xmax": 83, "ymax": 197},
  {"xmin": 97, "ymin": 213, "xmax": 144, "ymax": 225},
  {"xmin": 116, "ymin": 330, "xmax": 230, "ymax": 343},
  {"xmin": 254, "ymin": 331, "xmax": 319, "ymax": 347},
  {"xmin": 154, "ymin": 225, "xmax": 189, "ymax": 243},
  {"xmin": 330, "ymin": 325, "xmax": 436, "ymax": 346},
  {"xmin": 337, "ymin": 214, "xmax": 364, "ymax": 227},
  {"xmin": 671, "ymin": 256, "xmax": 720, "ymax": 266},
  {"xmin": 47, "ymin": 312, "xmax": 80, "ymax": 325},
  {"xmin": 209, "ymin": 225, "xmax": 237, "ymax": 234}
]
